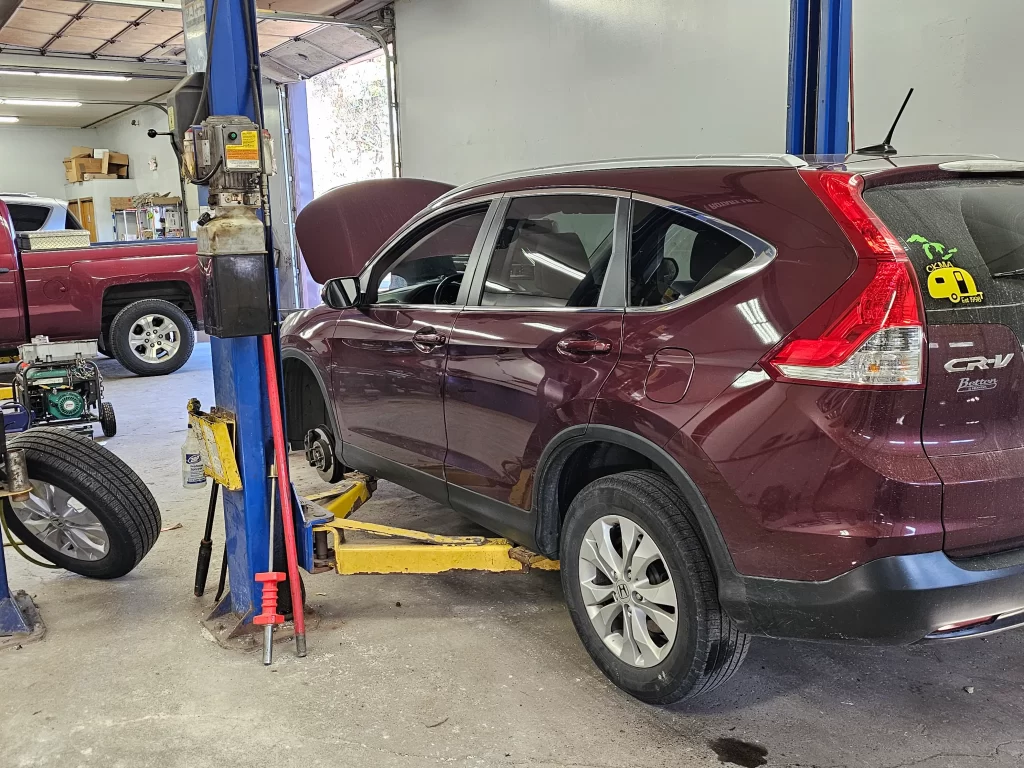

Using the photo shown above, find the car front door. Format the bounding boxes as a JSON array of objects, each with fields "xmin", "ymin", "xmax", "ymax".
[
  {"xmin": 328, "ymin": 202, "xmax": 495, "ymax": 498},
  {"xmin": 442, "ymin": 192, "xmax": 627, "ymax": 544}
]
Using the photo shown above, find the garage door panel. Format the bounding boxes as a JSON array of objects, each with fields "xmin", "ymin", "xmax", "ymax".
[
  {"xmin": 22, "ymin": 0, "xmax": 85, "ymax": 15},
  {"xmin": 9, "ymin": 8, "xmax": 68, "ymax": 34},
  {"xmin": 47, "ymin": 35, "xmax": 105, "ymax": 53},
  {"xmin": 65, "ymin": 17, "xmax": 130, "ymax": 39},
  {"xmin": 0, "ymin": 27, "xmax": 51, "ymax": 47},
  {"xmin": 115, "ymin": 24, "xmax": 180, "ymax": 46},
  {"xmin": 80, "ymin": 4, "xmax": 144, "ymax": 22}
]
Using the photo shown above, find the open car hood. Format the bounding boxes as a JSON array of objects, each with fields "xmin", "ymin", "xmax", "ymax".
[{"xmin": 295, "ymin": 178, "xmax": 454, "ymax": 284}]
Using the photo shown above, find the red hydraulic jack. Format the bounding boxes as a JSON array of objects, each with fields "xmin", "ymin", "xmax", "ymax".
[{"xmin": 260, "ymin": 334, "xmax": 306, "ymax": 660}]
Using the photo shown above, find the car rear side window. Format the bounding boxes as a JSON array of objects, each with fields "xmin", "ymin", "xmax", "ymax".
[
  {"xmin": 628, "ymin": 201, "xmax": 754, "ymax": 307},
  {"xmin": 480, "ymin": 195, "xmax": 616, "ymax": 308},
  {"xmin": 64, "ymin": 209, "xmax": 84, "ymax": 230},
  {"xmin": 7, "ymin": 204, "xmax": 49, "ymax": 232},
  {"xmin": 864, "ymin": 179, "xmax": 1024, "ymax": 317}
]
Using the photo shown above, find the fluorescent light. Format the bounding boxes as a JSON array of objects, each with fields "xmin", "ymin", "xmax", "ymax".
[
  {"xmin": 0, "ymin": 70, "xmax": 130, "ymax": 82},
  {"xmin": 522, "ymin": 249, "xmax": 587, "ymax": 281},
  {"xmin": 0, "ymin": 116, "xmax": 18, "ymax": 123},
  {"xmin": 0, "ymin": 99, "xmax": 81, "ymax": 107},
  {"xmin": 39, "ymin": 72, "xmax": 131, "ymax": 82}
]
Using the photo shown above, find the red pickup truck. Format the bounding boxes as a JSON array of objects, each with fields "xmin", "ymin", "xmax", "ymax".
[{"xmin": 0, "ymin": 199, "xmax": 201, "ymax": 376}]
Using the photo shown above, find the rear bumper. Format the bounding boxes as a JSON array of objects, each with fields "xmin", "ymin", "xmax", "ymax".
[{"xmin": 721, "ymin": 548, "xmax": 1024, "ymax": 645}]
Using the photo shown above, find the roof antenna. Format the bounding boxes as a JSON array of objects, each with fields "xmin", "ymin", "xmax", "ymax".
[{"xmin": 856, "ymin": 88, "xmax": 914, "ymax": 156}]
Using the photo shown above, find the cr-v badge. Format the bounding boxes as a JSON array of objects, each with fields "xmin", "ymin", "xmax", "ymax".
[{"xmin": 945, "ymin": 353, "xmax": 1014, "ymax": 373}]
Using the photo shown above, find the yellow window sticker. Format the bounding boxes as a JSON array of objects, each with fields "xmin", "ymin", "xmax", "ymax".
[{"xmin": 926, "ymin": 261, "xmax": 984, "ymax": 305}]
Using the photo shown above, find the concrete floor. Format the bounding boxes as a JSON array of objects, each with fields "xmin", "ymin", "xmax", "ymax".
[{"xmin": 3, "ymin": 342, "xmax": 1024, "ymax": 768}]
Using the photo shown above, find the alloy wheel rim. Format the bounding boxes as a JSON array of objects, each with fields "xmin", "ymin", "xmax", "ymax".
[
  {"xmin": 578, "ymin": 515, "xmax": 678, "ymax": 668},
  {"xmin": 10, "ymin": 481, "xmax": 109, "ymax": 561},
  {"xmin": 127, "ymin": 313, "xmax": 181, "ymax": 363}
]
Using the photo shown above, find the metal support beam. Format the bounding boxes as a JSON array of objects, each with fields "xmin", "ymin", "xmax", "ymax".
[
  {"xmin": 204, "ymin": 0, "xmax": 273, "ymax": 625},
  {"xmin": 787, "ymin": 0, "xmax": 851, "ymax": 155}
]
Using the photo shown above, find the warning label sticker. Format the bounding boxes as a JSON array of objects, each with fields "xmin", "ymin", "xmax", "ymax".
[{"xmin": 225, "ymin": 130, "xmax": 259, "ymax": 170}]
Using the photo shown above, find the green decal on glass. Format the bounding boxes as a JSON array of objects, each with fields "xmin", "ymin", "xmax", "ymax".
[{"xmin": 907, "ymin": 234, "xmax": 958, "ymax": 261}]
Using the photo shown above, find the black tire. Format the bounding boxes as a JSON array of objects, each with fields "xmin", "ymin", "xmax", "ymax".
[
  {"xmin": 1, "ymin": 427, "xmax": 161, "ymax": 578},
  {"xmin": 109, "ymin": 299, "xmax": 195, "ymax": 377},
  {"xmin": 99, "ymin": 402, "xmax": 117, "ymax": 438},
  {"xmin": 560, "ymin": 470, "xmax": 750, "ymax": 705}
]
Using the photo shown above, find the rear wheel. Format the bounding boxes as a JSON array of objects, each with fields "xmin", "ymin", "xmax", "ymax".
[
  {"xmin": 1, "ymin": 427, "xmax": 161, "ymax": 578},
  {"xmin": 109, "ymin": 299, "xmax": 195, "ymax": 377},
  {"xmin": 560, "ymin": 470, "xmax": 749, "ymax": 704}
]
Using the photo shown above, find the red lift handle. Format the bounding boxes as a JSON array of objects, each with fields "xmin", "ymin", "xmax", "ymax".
[
  {"xmin": 261, "ymin": 334, "xmax": 306, "ymax": 654},
  {"xmin": 253, "ymin": 571, "xmax": 286, "ymax": 626}
]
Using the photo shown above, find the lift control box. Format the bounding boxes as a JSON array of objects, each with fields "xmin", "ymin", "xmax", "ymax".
[{"xmin": 188, "ymin": 115, "xmax": 275, "ymax": 338}]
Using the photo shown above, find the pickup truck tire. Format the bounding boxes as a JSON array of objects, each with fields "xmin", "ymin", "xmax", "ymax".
[
  {"xmin": 1, "ymin": 427, "xmax": 161, "ymax": 579},
  {"xmin": 100, "ymin": 402, "xmax": 117, "ymax": 438},
  {"xmin": 110, "ymin": 299, "xmax": 195, "ymax": 376},
  {"xmin": 560, "ymin": 470, "xmax": 750, "ymax": 705}
]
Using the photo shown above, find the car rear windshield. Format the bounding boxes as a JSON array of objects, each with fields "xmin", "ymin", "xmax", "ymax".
[
  {"xmin": 864, "ymin": 178, "xmax": 1024, "ymax": 317},
  {"xmin": 7, "ymin": 203, "xmax": 50, "ymax": 232}
]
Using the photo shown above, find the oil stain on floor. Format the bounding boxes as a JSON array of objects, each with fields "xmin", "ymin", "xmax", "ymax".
[{"xmin": 709, "ymin": 736, "xmax": 769, "ymax": 767}]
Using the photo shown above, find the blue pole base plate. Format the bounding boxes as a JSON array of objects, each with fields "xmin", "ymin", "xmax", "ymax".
[{"xmin": 0, "ymin": 590, "xmax": 45, "ymax": 648}]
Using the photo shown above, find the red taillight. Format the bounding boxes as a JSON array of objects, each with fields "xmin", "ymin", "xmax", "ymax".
[{"xmin": 763, "ymin": 171, "xmax": 925, "ymax": 388}]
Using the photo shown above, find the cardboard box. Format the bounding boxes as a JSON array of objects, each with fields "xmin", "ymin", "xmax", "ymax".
[
  {"xmin": 110, "ymin": 197, "xmax": 135, "ymax": 211},
  {"xmin": 82, "ymin": 173, "xmax": 118, "ymax": 181},
  {"xmin": 69, "ymin": 146, "xmax": 93, "ymax": 159}
]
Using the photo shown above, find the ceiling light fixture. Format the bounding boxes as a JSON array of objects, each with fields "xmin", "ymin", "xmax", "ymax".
[
  {"xmin": 0, "ymin": 98, "xmax": 82, "ymax": 107},
  {"xmin": 40, "ymin": 72, "xmax": 132, "ymax": 82},
  {"xmin": 0, "ymin": 116, "xmax": 19, "ymax": 123},
  {"xmin": 0, "ymin": 70, "xmax": 131, "ymax": 81}
]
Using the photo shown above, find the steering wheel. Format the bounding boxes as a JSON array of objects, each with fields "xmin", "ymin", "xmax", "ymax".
[{"xmin": 434, "ymin": 273, "xmax": 462, "ymax": 305}]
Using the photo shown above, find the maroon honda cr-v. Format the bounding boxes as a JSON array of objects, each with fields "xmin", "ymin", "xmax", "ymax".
[{"xmin": 281, "ymin": 153, "xmax": 1024, "ymax": 704}]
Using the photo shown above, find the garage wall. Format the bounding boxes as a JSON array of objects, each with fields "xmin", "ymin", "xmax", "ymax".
[
  {"xmin": 854, "ymin": 0, "xmax": 1024, "ymax": 159},
  {"xmin": 94, "ymin": 106, "xmax": 200, "ymax": 228},
  {"xmin": 393, "ymin": 0, "xmax": 791, "ymax": 184},
  {"xmin": 0, "ymin": 125, "xmax": 99, "ymax": 198}
]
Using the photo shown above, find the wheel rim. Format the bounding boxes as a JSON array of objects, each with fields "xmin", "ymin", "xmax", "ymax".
[
  {"xmin": 9, "ymin": 481, "xmax": 109, "ymax": 561},
  {"xmin": 127, "ymin": 313, "xmax": 181, "ymax": 364},
  {"xmin": 578, "ymin": 515, "xmax": 678, "ymax": 668}
]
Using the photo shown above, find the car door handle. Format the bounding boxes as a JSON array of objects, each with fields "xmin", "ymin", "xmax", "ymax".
[
  {"xmin": 556, "ymin": 337, "xmax": 613, "ymax": 357},
  {"xmin": 0, "ymin": 268, "xmax": 9, "ymax": 274},
  {"xmin": 412, "ymin": 327, "xmax": 446, "ymax": 351}
]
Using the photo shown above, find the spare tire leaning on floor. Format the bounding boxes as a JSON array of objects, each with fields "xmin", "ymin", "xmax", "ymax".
[{"xmin": 1, "ymin": 427, "xmax": 160, "ymax": 579}]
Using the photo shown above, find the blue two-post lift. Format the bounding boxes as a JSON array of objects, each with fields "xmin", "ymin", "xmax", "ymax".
[{"xmin": 0, "ymin": 0, "xmax": 855, "ymax": 638}]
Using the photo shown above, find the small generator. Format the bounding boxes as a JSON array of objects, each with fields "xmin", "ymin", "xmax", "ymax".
[{"xmin": 12, "ymin": 337, "xmax": 117, "ymax": 438}]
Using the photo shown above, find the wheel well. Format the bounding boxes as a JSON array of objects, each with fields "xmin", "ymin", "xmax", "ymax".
[
  {"xmin": 536, "ymin": 440, "xmax": 656, "ymax": 557},
  {"xmin": 101, "ymin": 282, "xmax": 196, "ymax": 340},
  {"xmin": 283, "ymin": 357, "xmax": 332, "ymax": 450}
]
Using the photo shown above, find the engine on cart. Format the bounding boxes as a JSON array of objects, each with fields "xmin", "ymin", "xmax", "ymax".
[{"xmin": 12, "ymin": 337, "xmax": 117, "ymax": 438}]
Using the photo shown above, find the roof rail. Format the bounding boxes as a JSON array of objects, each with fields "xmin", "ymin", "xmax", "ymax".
[{"xmin": 435, "ymin": 154, "xmax": 806, "ymax": 206}]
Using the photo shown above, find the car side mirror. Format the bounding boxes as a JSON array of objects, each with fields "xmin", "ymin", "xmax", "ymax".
[{"xmin": 322, "ymin": 277, "xmax": 361, "ymax": 309}]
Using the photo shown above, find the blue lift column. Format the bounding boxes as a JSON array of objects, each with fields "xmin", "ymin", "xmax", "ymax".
[
  {"xmin": 205, "ymin": 0, "xmax": 272, "ymax": 624},
  {"xmin": 787, "ymin": 0, "xmax": 853, "ymax": 155}
]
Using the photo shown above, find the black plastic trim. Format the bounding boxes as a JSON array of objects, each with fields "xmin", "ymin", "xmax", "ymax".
[
  {"xmin": 342, "ymin": 443, "xmax": 450, "ymax": 508},
  {"xmin": 724, "ymin": 550, "xmax": 1024, "ymax": 645},
  {"xmin": 448, "ymin": 485, "xmax": 536, "ymax": 549},
  {"xmin": 531, "ymin": 424, "xmax": 737, "ymax": 577},
  {"xmin": 280, "ymin": 348, "xmax": 341, "ymax": 443}
]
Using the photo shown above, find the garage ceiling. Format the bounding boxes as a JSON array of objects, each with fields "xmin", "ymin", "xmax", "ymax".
[{"xmin": 0, "ymin": 0, "xmax": 391, "ymax": 125}]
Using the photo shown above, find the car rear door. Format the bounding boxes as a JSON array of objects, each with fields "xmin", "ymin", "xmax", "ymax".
[
  {"xmin": 864, "ymin": 170, "xmax": 1024, "ymax": 556},
  {"xmin": 442, "ymin": 192, "xmax": 626, "ymax": 543}
]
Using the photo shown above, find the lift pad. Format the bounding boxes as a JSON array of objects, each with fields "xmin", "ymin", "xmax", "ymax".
[
  {"xmin": 305, "ymin": 477, "xmax": 559, "ymax": 576},
  {"xmin": 186, "ymin": 398, "xmax": 242, "ymax": 491}
]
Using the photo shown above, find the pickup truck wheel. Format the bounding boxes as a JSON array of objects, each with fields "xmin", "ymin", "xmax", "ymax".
[
  {"xmin": 1, "ymin": 427, "xmax": 161, "ymax": 578},
  {"xmin": 560, "ymin": 470, "xmax": 750, "ymax": 704},
  {"xmin": 110, "ymin": 299, "xmax": 195, "ymax": 377}
]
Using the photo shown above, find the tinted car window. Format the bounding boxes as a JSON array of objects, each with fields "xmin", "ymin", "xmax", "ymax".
[
  {"xmin": 864, "ymin": 179, "xmax": 1024, "ymax": 316},
  {"xmin": 64, "ymin": 208, "xmax": 84, "ymax": 230},
  {"xmin": 481, "ymin": 195, "xmax": 615, "ymax": 308},
  {"xmin": 7, "ymin": 204, "xmax": 50, "ymax": 232},
  {"xmin": 374, "ymin": 207, "xmax": 487, "ymax": 305},
  {"xmin": 629, "ymin": 202, "xmax": 754, "ymax": 307}
]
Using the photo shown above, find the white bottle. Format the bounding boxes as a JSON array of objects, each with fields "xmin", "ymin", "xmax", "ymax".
[{"xmin": 181, "ymin": 424, "xmax": 207, "ymax": 489}]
